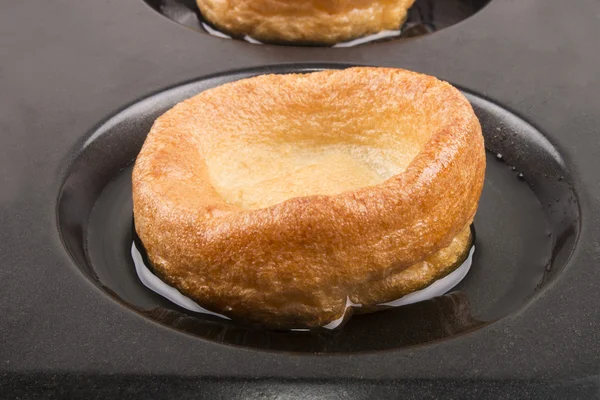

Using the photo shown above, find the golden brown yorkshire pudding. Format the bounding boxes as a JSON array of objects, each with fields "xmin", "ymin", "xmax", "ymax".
[
  {"xmin": 132, "ymin": 67, "xmax": 486, "ymax": 329},
  {"xmin": 196, "ymin": 0, "xmax": 416, "ymax": 45}
]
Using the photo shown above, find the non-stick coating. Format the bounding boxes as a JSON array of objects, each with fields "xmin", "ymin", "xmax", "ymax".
[{"xmin": 1, "ymin": 0, "xmax": 600, "ymax": 398}]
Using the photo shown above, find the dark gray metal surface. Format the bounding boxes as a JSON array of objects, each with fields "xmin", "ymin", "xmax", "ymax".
[{"xmin": 1, "ymin": 0, "xmax": 599, "ymax": 397}]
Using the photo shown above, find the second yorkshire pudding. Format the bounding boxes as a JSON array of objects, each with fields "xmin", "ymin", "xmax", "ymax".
[
  {"xmin": 132, "ymin": 67, "xmax": 486, "ymax": 329},
  {"xmin": 196, "ymin": 0, "xmax": 416, "ymax": 45}
]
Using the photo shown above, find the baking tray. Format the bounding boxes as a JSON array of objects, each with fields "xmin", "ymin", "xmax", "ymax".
[{"xmin": 1, "ymin": 0, "xmax": 599, "ymax": 398}]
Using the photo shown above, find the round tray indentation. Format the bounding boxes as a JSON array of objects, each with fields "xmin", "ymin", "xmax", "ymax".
[
  {"xmin": 142, "ymin": 0, "xmax": 491, "ymax": 46},
  {"xmin": 57, "ymin": 65, "xmax": 580, "ymax": 353}
]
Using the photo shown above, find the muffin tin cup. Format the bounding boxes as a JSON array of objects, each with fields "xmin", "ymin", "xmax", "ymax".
[
  {"xmin": 144, "ymin": 0, "xmax": 491, "ymax": 45},
  {"xmin": 57, "ymin": 65, "xmax": 580, "ymax": 353}
]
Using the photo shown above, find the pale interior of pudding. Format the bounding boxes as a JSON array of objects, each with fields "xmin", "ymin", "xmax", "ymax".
[
  {"xmin": 207, "ymin": 139, "xmax": 424, "ymax": 210},
  {"xmin": 199, "ymin": 80, "xmax": 446, "ymax": 210}
]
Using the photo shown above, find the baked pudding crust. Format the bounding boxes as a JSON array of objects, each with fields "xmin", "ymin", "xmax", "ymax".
[
  {"xmin": 132, "ymin": 68, "xmax": 486, "ymax": 329},
  {"xmin": 196, "ymin": 0, "xmax": 416, "ymax": 45}
]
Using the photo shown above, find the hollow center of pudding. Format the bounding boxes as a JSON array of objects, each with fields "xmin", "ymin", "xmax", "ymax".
[
  {"xmin": 228, "ymin": 148, "xmax": 383, "ymax": 209},
  {"xmin": 207, "ymin": 139, "xmax": 422, "ymax": 210},
  {"xmin": 199, "ymin": 74, "xmax": 449, "ymax": 210}
]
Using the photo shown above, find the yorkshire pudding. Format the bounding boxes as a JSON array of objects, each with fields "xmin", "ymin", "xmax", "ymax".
[
  {"xmin": 132, "ymin": 67, "xmax": 486, "ymax": 329},
  {"xmin": 195, "ymin": 0, "xmax": 416, "ymax": 45}
]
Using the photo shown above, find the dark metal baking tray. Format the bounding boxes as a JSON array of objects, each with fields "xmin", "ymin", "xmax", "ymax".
[{"xmin": 1, "ymin": 0, "xmax": 599, "ymax": 398}]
